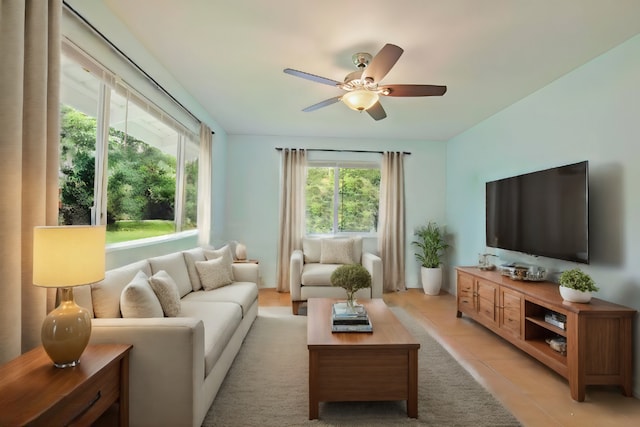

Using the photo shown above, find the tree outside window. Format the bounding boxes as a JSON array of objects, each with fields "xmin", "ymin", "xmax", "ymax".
[
  {"xmin": 59, "ymin": 51, "xmax": 198, "ymax": 244},
  {"xmin": 306, "ymin": 166, "xmax": 380, "ymax": 234}
]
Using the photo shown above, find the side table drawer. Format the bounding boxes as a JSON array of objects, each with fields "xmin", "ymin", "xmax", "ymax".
[{"xmin": 37, "ymin": 362, "xmax": 120, "ymax": 426}]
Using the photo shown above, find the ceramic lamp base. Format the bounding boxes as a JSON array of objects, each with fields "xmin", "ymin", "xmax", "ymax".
[{"xmin": 41, "ymin": 287, "xmax": 92, "ymax": 368}]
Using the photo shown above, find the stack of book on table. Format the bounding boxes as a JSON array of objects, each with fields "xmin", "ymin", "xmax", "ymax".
[
  {"xmin": 544, "ymin": 311, "xmax": 567, "ymax": 330},
  {"xmin": 331, "ymin": 302, "xmax": 373, "ymax": 333}
]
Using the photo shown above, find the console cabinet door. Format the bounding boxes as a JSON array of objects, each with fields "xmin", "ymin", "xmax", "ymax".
[
  {"xmin": 476, "ymin": 279, "xmax": 498, "ymax": 325},
  {"xmin": 499, "ymin": 287, "xmax": 522, "ymax": 338},
  {"xmin": 457, "ymin": 271, "xmax": 476, "ymax": 316}
]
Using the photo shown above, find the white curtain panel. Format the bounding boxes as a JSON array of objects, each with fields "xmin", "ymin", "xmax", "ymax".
[
  {"xmin": 276, "ymin": 149, "xmax": 306, "ymax": 292},
  {"xmin": 0, "ymin": 0, "xmax": 62, "ymax": 363},
  {"xmin": 378, "ymin": 152, "xmax": 406, "ymax": 292},
  {"xmin": 198, "ymin": 124, "xmax": 213, "ymax": 246}
]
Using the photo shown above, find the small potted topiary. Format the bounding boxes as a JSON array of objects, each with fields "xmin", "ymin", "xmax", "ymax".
[
  {"xmin": 330, "ymin": 264, "xmax": 371, "ymax": 310},
  {"xmin": 558, "ymin": 268, "xmax": 599, "ymax": 303}
]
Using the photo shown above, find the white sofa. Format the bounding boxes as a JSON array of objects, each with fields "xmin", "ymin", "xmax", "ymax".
[
  {"xmin": 290, "ymin": 236, "xmax": 383, "ymax": 314},
  {"xmin": 74, "ymin": 246, "xmax": 258, "ymax": 427}
]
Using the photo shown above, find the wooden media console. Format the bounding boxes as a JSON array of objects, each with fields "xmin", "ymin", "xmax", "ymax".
[{"xmin": 456, "ymin": 267, "xmax": 636, "ymax": 402}]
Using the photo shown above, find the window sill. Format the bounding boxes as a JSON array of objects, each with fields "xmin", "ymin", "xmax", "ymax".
[{"xmin": 106, "ymin": 229, "xmax": 198, "ymax": 253}]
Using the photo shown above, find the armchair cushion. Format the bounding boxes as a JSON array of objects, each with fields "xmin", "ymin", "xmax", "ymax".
[
  {"xmin": 301, "ymin": 263, "xmax": 341, "ymax": 286},
  {"xmin": 320, "ymin": 238, "xmax": 355, "ymax": 264},
  {"xmin": 302, "ymin": 237, "xmax": 321, "ymax": 263}
]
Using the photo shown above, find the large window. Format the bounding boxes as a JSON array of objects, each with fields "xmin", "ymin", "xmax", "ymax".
[
  {"xmin": 306, "ymin": 164, "xmax": 380, "ymax": 234},
  {"xmin": 59, "ymin": 42, "xmax": 199, "ymax": 244}
]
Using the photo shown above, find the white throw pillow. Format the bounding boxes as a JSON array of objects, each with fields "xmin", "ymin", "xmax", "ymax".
[
  {"xmin": 203, "ymin": 245, "xmax": 235, "ymax": 280},
  {"xmin": 320, "ymin": 238, "xmax": 355, "ymax": 264},
  {"xmin": 196, "ymin": 257, "xmax": 234, "ymax": 290},
  {"xmin": 120, "ymin": 271, "xmax": 164, "ymax": 318},
  {"xmin": 148, "ymin": 270, "xmax": 182, "ymax": 317}
]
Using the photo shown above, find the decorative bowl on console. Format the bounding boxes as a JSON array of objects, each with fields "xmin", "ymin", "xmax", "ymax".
[{"xmin": 558, "ymin": 268, "xmax": 599, "ymax": 303}]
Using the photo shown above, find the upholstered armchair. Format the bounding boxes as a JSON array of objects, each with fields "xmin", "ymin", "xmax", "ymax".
[{"xmin": 289, "ymin": 236, "xmax": 383, "ymax": 314}]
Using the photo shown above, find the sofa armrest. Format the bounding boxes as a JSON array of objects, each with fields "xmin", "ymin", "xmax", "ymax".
[
  {"xmin": 362, "ymin": 252, "xmax": 383, "ymax": 298},
  {"xmin": 89, "ymin": 317, "xmax": 204, "ymax": 426},
  {"xmin": 232, "ymin": 263, "xmax": 259, "ymax": 283},
  {"xmin": 289, "ymin": 249, "xmax": 304, "ymax": 300}
]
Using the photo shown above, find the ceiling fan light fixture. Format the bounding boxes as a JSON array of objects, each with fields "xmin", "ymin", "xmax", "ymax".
[{"xmin": 342, "ymin": 89, "xmax": 379, "ymax": 111}]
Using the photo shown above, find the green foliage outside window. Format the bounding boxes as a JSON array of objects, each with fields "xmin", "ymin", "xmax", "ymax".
[
  {"xmin": 58, "ymin": 105, "xmax": 198, "ymax": 240},
  {"xmin": 306, "ymin": 166, "xmax": 380, "ymax": 234}
]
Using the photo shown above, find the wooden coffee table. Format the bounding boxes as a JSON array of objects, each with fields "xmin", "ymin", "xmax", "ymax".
[{"xmin": 307, "ymin": 298, "xmax": 420, "ymax": 419}]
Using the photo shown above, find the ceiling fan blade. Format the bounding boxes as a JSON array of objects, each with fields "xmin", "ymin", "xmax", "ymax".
[
  {"xmin": 302, "ymin": 96, "xmax": 341, "ymax": 112},
  {"xmin": 361, "ymin": 44, "xmax": 404, "ymax": 83},
  {"xmin": 284, "ymin": 68, "xmax": 341, "ymax": 87},
  {"xmin": 366, "ymin": 101, "xmax": 387, "ymax": 121},
  {"xmin": 382, "ymin": 84, "xmax": 447, "ymax": 97}
]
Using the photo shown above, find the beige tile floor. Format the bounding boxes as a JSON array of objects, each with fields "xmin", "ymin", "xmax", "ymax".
[{"xmin": 259, "ymin": 288, "xmax": 640, "ymax": 426}]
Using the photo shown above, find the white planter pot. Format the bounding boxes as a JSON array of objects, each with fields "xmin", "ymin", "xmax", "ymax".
[
  {"xmin": 559, "ymin": 286, "xmax": 592, "ymax": 303},
  {"xmin": 421, "ymin": 267, "xmax": 442, "ymax": 295}
]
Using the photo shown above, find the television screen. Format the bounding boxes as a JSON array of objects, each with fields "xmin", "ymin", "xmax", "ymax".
[{"xmin": 486, "ymin": 161, "xmax": 589, "ymax": 264}]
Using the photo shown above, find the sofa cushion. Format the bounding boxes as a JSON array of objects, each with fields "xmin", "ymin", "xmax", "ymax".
[
  {"xmin": 320, "ymin": 238, "xmax": 355, "ymax": 264},
  {"xmin": 181, "ymin": 282, "xmax": 258, "ymax": 317},
  {"xmin": 92, "ymin": 260, "xmax": 152, "ymax": 318},
  {"xmin": 182, "ymin": 247, "xmax": 206, "ymax": 291},
  {"xmin": 301, "ymin": 263, "xmax": 341, "ymax": 286},
  {"xmin": 203, "ymin": 244, "xmax": 235, "ymax": 280},
  {"xmin": 179, "ymin": 300, "xmax": 243, "ymax": 376},
  {"xmin": 302, "ymin": 237, "xmax": 321, "ymax": 263},
  {"xmin": 148, "ymin": 252, "xmax": 192, "ymax": 298},
  {"xmin": 196, "ymin": 257, "xmax": 234, "ymax": 290},
  {"xmin": 148, "ymin": 270, "xmax": 182, "ymax": 317},
  {"xmin": 120, "ymin": 270, "xmax": 164, "ymax": 318}
]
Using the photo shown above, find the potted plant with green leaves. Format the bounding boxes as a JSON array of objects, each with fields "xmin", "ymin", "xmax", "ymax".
[
  {"xmin": 558, "ymin": 268, "xmax": 599, "ymax": 303},
  {"xmin": 331, "ymin": 264, "xmax": 371, "ymax": 310},
  {"xmin": 412, "ymin": 221, "xmax": 450, "ymax": 295}
]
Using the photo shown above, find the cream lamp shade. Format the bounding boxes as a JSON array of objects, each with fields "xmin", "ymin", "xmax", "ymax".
[
  {"xmin": 33, "ymin": 225, "xmax": 106, "ymax": 287},
  {"xmin": 341, "ymin": 89, "xmax": 379, "ymax": 111},
  {"xmin": 33, "ymin": 225, "xmax": 106, "ymax": 368}
]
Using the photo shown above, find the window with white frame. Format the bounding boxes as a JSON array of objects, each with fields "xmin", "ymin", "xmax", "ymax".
[
  {"xmin": 59, "ymin": 41, "xmax": 199, "ymax": 244},
  {"xmin": 305, "ymin": 162, "xmax": 380, "ymax": 235}
]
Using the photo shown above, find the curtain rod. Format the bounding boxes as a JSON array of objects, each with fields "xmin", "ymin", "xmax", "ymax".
[
  {"xmin": 275, "ymin": 148, "xmax": 411, "ymax": 155},
  {"xmin": 63, "ymin": 1, "xmax": 202, "ymax": 127}
]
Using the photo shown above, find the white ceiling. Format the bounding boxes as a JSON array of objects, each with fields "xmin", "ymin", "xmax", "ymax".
[{"xmin": 94, "ymin": 0, "xmax": 640, "ymax": 141}]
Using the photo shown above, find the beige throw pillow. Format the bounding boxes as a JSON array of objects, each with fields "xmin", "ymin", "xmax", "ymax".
[
  {"xmin": 148, "ymin": 270, "xmax": 182, "ymax": 317},
  {"xmin": 120, "ymin": 271, "xmax": 164, "ymax": 318},
  {"xmin": 203, "ymin": 245, "xmax": 235, "ymax": 281},
  {"xmin": 320, "ymin": 238, "xmax": 355, "ymax": 264},
  {"xmin": 302, "ymin": 237, "xmax": 322, "ymax": 263},
  {"xmin": 196, "ymin": 257, "xmax": 234, "ymax": 290}
]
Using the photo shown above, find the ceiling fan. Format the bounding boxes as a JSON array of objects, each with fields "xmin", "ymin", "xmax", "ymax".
[{"xmin": 283, "ymin": 43, "xmax": 446, "ymax": 121}]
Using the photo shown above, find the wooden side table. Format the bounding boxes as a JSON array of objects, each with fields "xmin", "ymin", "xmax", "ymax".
[
  {"xmin": 233, "ymin": 259, "xmax": 259, "ymax": 264},
  {"xmin": 0, "ymin": 344, "xmax": 132, "ymax": 427}
]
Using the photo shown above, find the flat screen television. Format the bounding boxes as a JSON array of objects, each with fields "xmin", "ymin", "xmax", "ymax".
[{"xmin": 486, "ymin": 161, "xmax": 589, "ymax": 264}]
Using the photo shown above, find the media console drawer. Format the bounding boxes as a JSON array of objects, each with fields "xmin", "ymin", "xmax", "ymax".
[{"xmin": 455, "ymin": 267, "xmax": 635, "ymax": 402}]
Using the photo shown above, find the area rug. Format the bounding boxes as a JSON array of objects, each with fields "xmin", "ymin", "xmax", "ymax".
[{"xmin": 202, "ymin": 306, "xmax": 521, "ymax": 426}]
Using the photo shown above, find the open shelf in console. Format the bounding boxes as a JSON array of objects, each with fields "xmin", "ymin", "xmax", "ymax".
[{"xmin": 523, "ymin": 300, "xmax": 568, "ymax": 365}]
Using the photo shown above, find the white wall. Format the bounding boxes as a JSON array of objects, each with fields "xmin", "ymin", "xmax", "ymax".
[
  {"xmin": 446, "ymin": 34, "xmax": 640, "ymax": 395},
  {"xmin": 225, "ymin": 135, "xmax": 447, "ymax": 288}
]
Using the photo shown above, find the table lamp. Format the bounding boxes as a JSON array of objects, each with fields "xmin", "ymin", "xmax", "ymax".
[{"xmin": 33, "ymin": 225, "xmax": 106, "ymax": 368}]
